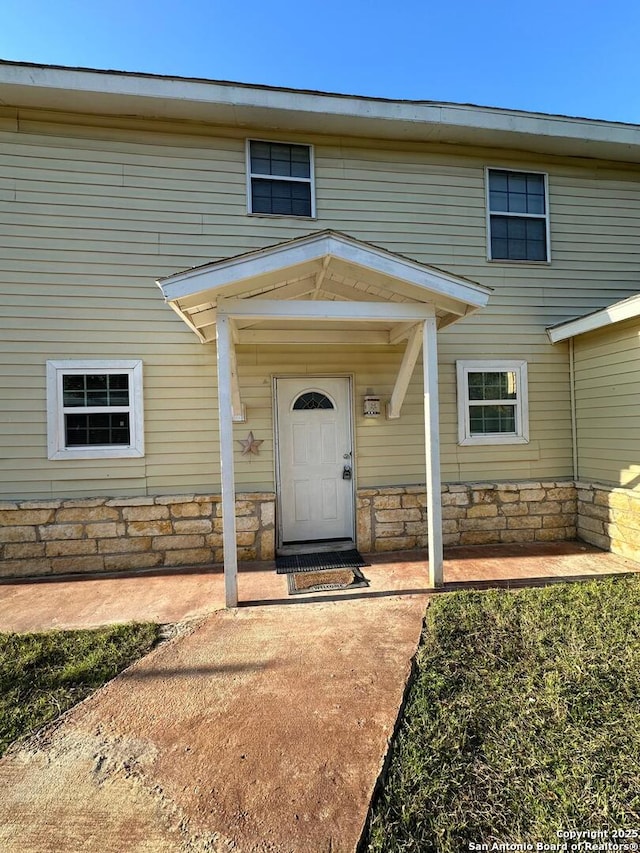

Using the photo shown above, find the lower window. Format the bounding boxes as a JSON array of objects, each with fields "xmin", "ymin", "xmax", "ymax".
[
  {"xmin": 456, "ymin": 360, "xmax": 529, "ymax": 445},
  {"xmin": 46, "ymin": 360, "xmax": 144, "ymax": 460}
]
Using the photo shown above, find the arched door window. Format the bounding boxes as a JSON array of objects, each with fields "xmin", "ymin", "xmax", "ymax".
[{"xmin": 292, "ymin": 391, "xmax": 334, "ymax": 411}]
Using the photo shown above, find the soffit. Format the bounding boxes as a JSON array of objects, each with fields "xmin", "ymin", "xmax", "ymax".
[{"xmin": 2, "ymin": 61, "xmax": 640, "ymax": 164}]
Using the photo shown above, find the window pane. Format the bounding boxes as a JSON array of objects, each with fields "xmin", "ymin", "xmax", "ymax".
[
  {"xmin": 293, "ymin": 392, "xmax": 334, "ymax": 410},
  {"xmin": 251, "ymin": 178, "xmax": 311, "ymax": 216},
  {"xmin": 468, "ymin": 371, "xmax": 517, "ymax": 401},
  {"xmin": 250, "ymin": 141, "xmax": 310, "ymax": 179},
  {"xmin": 469, "ymin": 404, "xmax": 516, "ymax": 435},
  {"xmin": 65, "ymin": 413, "xmax": 130, "ymax": 446},
  {"xmin": 507, "ymin": 238, "xmax": 527, "ymax": 260},
  {"xmin": 507, "ymin": 173, "xmax": 527, "ymax": 195},
  {"xmin": 491, "ymin": 217, "xmax": 508, "ymax": 238},
  {"xmin": 86, "ymin": 375, "xmax": 108, "ymax": 390},
  {"xmin": 63, "ymin": 373, "xmax": 129, "ymax": 407},
  {"xmin": 507, "ymin": 191, "xmax": 527, "ymax": 214},
  {"xmin": 491, "ymin": 215, "xmax": 547, "ymax": 261},
  {"xmin": 507, "ymin": 218, "xmax": 527, "ymax": 239},
  {"xmin": 489, "ymin": 171, "xmax": 508, "ymax": 192},
  {"xmin": 489, "ymin": 190, "xmax": 509, "ymax": 212}
]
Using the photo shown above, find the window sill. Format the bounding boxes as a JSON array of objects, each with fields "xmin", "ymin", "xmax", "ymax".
[
  {"xmin": 459, "ymin": 435, "xmax": 530, "ymax": 447},
  {"xmin": 247, "ymin": 212, "xmax": 317, "ymax": 221},
  {"xmin": 48, "ymin": 447, "xmax": 145, "ymax": 461},
  {"xmin": 486, "ymin": 258, "xmax": 551, "ymax": 266}
]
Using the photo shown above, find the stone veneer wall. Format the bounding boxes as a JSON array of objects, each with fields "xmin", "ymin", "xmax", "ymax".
[
  {"xmin": 577, "ymin": 482, "xmax": 640, "ymax": 562},
  {"xmin": 357, "ymin": 481, "xmax": 577, "ymax": 552},
  {"xmin": 0, "ymin": 493, "xmax": 276, "ymax": 578},
  {"xmin": 0, "ymin": 480, "xmax": 597, "ymax": 580}
]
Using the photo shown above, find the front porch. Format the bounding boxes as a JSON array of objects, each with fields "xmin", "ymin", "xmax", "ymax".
[
  {"xmin": 157, "ymin": 230, "xmax": 493, "ymax": 606},
  {"xmin": 1, "ymin": 541, "xmax": 637, "ymax": 633}
]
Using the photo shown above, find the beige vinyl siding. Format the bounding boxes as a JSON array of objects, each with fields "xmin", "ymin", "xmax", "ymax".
[
  {"xmin": 1, "ymin": 109, "xmax": 640, "ymax": 498},
  {"xmin": 574, "ymin": 317, "xmax": 640, "ymax": 490}
]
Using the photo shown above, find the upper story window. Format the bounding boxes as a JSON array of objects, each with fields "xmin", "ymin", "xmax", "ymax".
[
  {"xmin": 486, "ymin": 168, "xmax": 550, "ymax": 262},
  {"xmin": 247, "ymin": 140, "xmax": 315, "ymax": 217},
  {"xmin": 456, "ymin": 360, "xmax": 529, "ymax": 446},
  {"xmin": 46, "ymin": 360, "xmax": 144, "ymax": 460}
]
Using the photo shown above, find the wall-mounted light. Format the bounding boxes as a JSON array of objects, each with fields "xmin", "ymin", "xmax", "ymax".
[{"xmin": 363, "ymin": 395, "xmax": 381, "ymax": 418}]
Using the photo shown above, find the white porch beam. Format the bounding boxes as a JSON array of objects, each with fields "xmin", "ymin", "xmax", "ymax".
[
  {"xmin": 218, "ymin": 298, "xmax": 435, "ymax": 323},
  {"xmin": 215, "ymin": 313, "xmax": 239, "ymax": 608},
  {"xmin": 237, "ymin": 329, "xmax": 390, "ymax": 345},
  {"xmin": 387, "ymin": 324, "xmax": 423, "ymax": 419},
  {"xmin": 423, "ymin": 317, "xmax": 443, "ymax": 588},
  {"xmin": 234, "ymin": 279, "xmax": 318, "ymax": 331}
]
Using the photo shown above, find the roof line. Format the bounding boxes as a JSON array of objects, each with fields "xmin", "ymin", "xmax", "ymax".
[
  {"xmin": 0, "ymin": 58, "xmax": 638, "ymax": 130},
  {"xmin": 547, "ymin": 292, "xmax": 640, "ymax": 342}
]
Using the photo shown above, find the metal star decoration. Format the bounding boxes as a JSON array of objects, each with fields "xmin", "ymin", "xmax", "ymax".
[{"xmin": 238, "ymin": 431, "xmax": 263, "ymax": 456}]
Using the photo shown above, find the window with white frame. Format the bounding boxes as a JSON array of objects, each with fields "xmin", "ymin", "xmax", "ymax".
[
  {"xmin": 486, "ymin": 168, "xmax": 549, "ymax": 262},
  {"xmin": 456, "ymin": 360, "xmax": 529, "ymax": 445},
  {"xmin": 247, "ymin": 140, "xmax": 314, "ymax": 217},
  {"xmin": 46, "ymin": 360, "xmax": 144, "ymax": 460}
]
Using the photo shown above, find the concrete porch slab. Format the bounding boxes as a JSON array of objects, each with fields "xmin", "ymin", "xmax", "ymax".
[{"xmin": 0, "ymin": 541, "xmax": 637, "ymax": 634}]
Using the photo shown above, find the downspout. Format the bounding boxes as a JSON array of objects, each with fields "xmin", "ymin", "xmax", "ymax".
[{"xmin": 569, "ymin": 338, "xmax": 578, "ymax": 481}]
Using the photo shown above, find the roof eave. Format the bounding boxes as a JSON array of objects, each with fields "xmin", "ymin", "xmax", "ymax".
[
  {"xmin": 2, "ymin": 61, "xmax": 640, "ymax": 163},
  {"xmin": 547, "ymin": 293, "xmax": 640, "ymax": 342}
]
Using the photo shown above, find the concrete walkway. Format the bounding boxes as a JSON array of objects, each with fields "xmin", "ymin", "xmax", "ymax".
[
  {"xmin": 0, "ymin": 543, "xmax": 637, "ymax": 852},
  {"xmin": 0, "ymin": 558, "xmax": 430, "ymax": 853}
]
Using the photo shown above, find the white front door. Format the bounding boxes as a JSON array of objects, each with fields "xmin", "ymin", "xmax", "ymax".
[{"xmin": 276, "ymin": 377, "xmax": 354, "ymax": 544}]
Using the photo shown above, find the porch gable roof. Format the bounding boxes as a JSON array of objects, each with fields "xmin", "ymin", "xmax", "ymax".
[{"xmin": 157, "ymin": 230, "xmax": 492, "ymax": 343}]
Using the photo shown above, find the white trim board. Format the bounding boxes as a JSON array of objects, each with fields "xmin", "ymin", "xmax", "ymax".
[
  {"xmin": 547, "ymin": 293, "xmax": 640, "ymax": 342},
  {"xmin": 46, "ymin": 360, "xmax": 145, "ymax": 460},
  {"xmin": 456, "ymin": 359, "xmax": 529, "ymax": 446},
  {"xmin": 3, "ymin": 61, "xmax": 640, "ymax": 164}
]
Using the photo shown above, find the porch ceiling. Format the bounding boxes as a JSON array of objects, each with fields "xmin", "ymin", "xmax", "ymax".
[{"xmin": 157, "ymin": 230, "xmax": 492, "ymax": 344}]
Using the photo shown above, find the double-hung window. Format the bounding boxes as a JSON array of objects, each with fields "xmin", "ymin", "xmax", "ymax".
[
  {"xmin": 46, "ymin": 360, "xmax": 144, "ymax": 460},
  {"xmin": 247, "ymin": 140, "xmax": 315, "ymax": 217},
  {"xmin": 486, "ymin": 168, "xmax": 549, "ymax": 262},
  {"xmin": 457, "ymin": 360, "xmax": 529, "ymax": 445}
]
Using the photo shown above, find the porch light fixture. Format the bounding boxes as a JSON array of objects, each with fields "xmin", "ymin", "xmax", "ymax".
[{"xmin": 363, "ymin": 395, "xmax": 381, "ymax": 418}]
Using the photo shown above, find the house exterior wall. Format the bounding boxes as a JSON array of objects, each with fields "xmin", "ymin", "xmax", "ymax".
[
  {"xmin": 574, "ymin": 317, "xmax": 640, "ymax": 490},
  {"xmin": 2, "ymin": 109, "xmax": 640, "ymax": 507}
]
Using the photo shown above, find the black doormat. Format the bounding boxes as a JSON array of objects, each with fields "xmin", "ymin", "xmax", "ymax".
[
  {"xmin": 276, "ymin": 548, "xmax": 369, "ymax": 574},
  {"xmin": 287, "ymin": 566, "xmax": 370, "ymax": 595}
]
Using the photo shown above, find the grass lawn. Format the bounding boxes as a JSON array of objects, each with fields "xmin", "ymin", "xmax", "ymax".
[
  {"xmin": 0, "ymin": 622, "xmax": 159, "ymax": 756},
  {"xmin": 366, "ymin": 575, "xmax": 640, "ymax": 852}
]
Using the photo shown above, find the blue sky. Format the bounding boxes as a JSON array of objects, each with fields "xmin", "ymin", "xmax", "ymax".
[{"xmin": 3, "ymin": 0, "xmax": 640, "ymax": 123}]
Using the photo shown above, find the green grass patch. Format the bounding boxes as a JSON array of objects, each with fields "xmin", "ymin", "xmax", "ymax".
[
  {"xmin": 0, "ymin": 622, "xmax": 159, "ymax": 756},
  {"xmin": 366, "ymin": 575, "xmax": 640, "ymax": 852}
]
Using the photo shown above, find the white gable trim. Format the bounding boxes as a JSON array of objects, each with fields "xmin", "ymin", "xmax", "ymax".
[
  {"xmin": 158, "ymin": 231, "xmax": 491, "ymax": 311},
  {"xmin": 548, "ymin": 293, "xmax": 640, "ymax": 342}
]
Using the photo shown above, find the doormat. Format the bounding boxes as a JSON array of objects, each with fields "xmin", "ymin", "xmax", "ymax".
[
  {"xmin": 276, "ymin": 549, "xmax": 369, "ymax": 574},
  {"xmin": 286, "ymin": 566, "xmax": 370, "ymax": 595}
]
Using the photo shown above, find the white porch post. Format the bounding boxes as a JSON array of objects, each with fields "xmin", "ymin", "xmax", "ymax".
[
  {"xmin": 422, "ymin": 315, "xmax": 444, "ymax": 588},
  {"xmin": 215, "ymin": 312, "xmax": 238, "ymax": 608}
]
